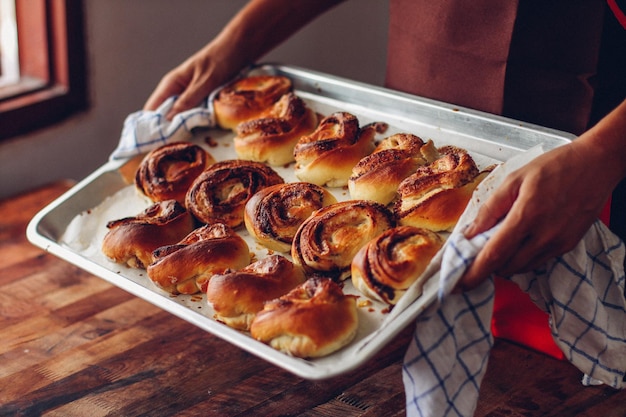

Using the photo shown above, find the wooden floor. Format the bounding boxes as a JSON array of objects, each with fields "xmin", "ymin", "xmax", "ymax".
[{"xmin": 1, "ymin": 181, "xmax": 625, "ymax": 416}]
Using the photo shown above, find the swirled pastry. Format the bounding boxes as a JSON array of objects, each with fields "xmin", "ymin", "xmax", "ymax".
[
  {"xmin": 395, "ymin": 146, "xmax": 489, "ymax": 232},
  {"xmin": 101, "ymin": 200, "xmax": 195, "ymax": 269},
  {"xmin": 250, "ymin": 277, "xmax": 358, "ymax": 358},
  {"xmin": 206, "ymin": 254, "xmax": 306, "ymax": 331},
  {"xmin": 293, "ymin": 112, "xmax": 388, "ymax": 187},
  {"xmin": 351, "ymin": 226, "xmax": 444, "ymax": 305},
  {"xmin": 291, "ymin": 200, "xmax": 395, "ymax": 281},
  {"xmin": 213, "ymin": 75, "xmax": 293, "ymax": 130},
  {"xmin": 234, "ymin": 92, "xmax": 318, "ymax": 166},
  {"xmin": 348, "ymin": 134, "xmax": 439, "ymax": 205},
  {"xmin": 147, "ymin": 223, "xmax": 251, "ymax": 295},
  {"xmin": 134, "ymin": 142, "xmax": 215, "ymax": 204},
  {"xmin": 185, "ymin": 159, "xmax": 284, "ymax": 228},
  {"xmin": 244, "ymin": 182, "xmax": 337, "ymax": 252}
]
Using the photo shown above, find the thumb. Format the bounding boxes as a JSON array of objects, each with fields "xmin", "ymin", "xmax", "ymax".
[{"xmin": 464, "ymin": 183, "xmax": 517, "ymax": 239}]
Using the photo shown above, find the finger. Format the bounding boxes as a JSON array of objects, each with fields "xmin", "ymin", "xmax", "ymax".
[
  {"xmin": 165, "ymin": 88, "xmax": 207, "ymax": 119},
  {"xmin": 458, "ymin": 234, "xmax": 510, "ymax": 291},
  {"xmin": 144, "ymin": 82, "xmax": 183, "ymax": 111},
  {"xmin": 464, "ymin": 179, "xmax": 519, "ymax": 239},
  {"xmin": 459, "ymin": 206, "xmax": 533, "ymax": 289}
]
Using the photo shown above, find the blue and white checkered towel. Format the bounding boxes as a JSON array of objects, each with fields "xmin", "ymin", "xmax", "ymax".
[
  {"xmin": 403, "ymin": 149, "xmax": 626, "ymax": 417},
  {"xmin": 110, "ymin": 95, "xmax": 215, "ymax": 160}
]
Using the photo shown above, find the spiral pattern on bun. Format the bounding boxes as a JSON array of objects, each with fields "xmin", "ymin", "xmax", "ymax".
[
  {"xmin": 134, "ymin": 142, "xmax": 215, "ymax": 205},
  {"xmin": 395, "ymin": 146, "xmax": 489, "ymax": 232},
  {"xmin": 293, "ymin": 112, "xmax": 388, "ymax": 187},
  {"xmin": 101, "ymin": 200, "xmax": 195, "ymax": 269},
  {"xmin": 348, "ymin": 134, "xmax": 439, "ymax": 205},
  {"xmin": 147, "ymin": 223, "xmax": 251, "ymax": 295},
  {"xmin": 185, "ymin": 159, "xmax": 284, "ymax": 228},
  {"xmin": 351, "ymin": 226, "xmax": 444, "ymax": 305},
  {"xmin": 244, "ymin": 182, "xmax": 338, "ymax": 253},
  {"xmin": 213, "ymin": 75, "xmax": 293, "ymax": 130},
  {"xmin": 234, "ymin": 92, "xmax": 318, "ymax": 166},
  {"xmin": 206, "ymin": 254, "xmax": 306, "ymax": 331},
  {"xmin": 250, "ymin": 277, "xmax": 358, "ymax": 358},
  {"xmin": 291, "ymin": 200, "xmax": 395, "ymax": 281}
]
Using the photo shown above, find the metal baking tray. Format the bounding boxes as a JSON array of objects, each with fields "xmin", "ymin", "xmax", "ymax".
[{"xmin": 27, "ymin": 64, "xmax": 574, "ymax": 380}]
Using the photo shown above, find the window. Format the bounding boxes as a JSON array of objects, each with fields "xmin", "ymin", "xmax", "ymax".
[
  {"xmin": 0, "ymin": 0, "xmax": 19, "ymax": 88},
  {"xmin": 0, "ymin": 0, "xmax": 87, "ymax": 141}
]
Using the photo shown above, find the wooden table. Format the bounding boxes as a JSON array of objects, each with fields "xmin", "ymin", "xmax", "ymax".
[{"xmin": 1, "ymin": 181, "xmax": 625, "ymax": 417}]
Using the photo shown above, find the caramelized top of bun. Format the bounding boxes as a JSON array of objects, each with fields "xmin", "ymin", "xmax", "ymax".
[{"xmin": 213, "ymin": 75, "xmax": 293, "ymax": 130}]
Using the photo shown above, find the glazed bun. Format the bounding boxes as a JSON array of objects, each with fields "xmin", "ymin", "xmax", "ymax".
[
  {"xmin": 293, "ymin": 112, "xmax": 388, "ymax": 187},
  {"xmin": 244, "ymin": 182, "xmax": 337, "ymax": 252},
  {"xmin": 134, "ymin": 142, "xmax": 215, "ymax": 205},
  {"xmin": 213, "ymin": 75, "xmax": 293, "ymax": 130},
  {"xmin": 395, "ymin": 146, "xmax": 490, "ymax": 232},
  {"xmin": 351, "ymin": 226, "xmax": 444, "ymax": 305},
  {"xmin": 234, "ymin": 92, "xmax": 318, "ymax": 166},
  {"xmin": 291, "ymin": 200, "xmax": 395, "ymax": 281},
  {"xmin": 185, "ymin": 159, "xmax": 284, "ymax": 228},
  {"xmin": 147, "ymin": 223, "xmax": 251, "ymax": 295},
  {"xmin": 101, "ymin": 200, "xmax": 195, "ymax": 269},
  {"xmin": 348, "ymin": 134, "xmax": 439, "ymax": 205},
  {"xmin": 206, "ymin": 255, "xmax": 306, "ymax": 331},
  {"xmin": 250, "ymin": 277, "xmax": 358, "ymax": 358}
]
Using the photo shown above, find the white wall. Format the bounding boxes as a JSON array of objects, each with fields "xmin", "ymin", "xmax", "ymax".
[{"xmin": 0, "ymin": 0, "xmax": 388, "ymax": 199}]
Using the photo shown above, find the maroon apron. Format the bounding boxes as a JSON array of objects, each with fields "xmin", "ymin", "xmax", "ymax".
[
  {"xmin": 385, "ymin": 0, "xmax": 605, "ymax": 135},
  {"xmin": 385, "ymin": 0, "xmax": 608, "ymax": 359}
]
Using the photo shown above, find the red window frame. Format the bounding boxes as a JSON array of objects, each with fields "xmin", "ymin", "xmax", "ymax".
[{"xmin": 0, "ymin": 0, "xmax": 87, "ymax": 141}]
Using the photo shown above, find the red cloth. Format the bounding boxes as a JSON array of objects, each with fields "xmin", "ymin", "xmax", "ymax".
[{"xmin": 491, "ymin": 199, "xmax": 612, "ymax": 360}]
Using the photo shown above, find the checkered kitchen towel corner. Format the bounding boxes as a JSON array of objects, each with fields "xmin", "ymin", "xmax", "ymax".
[
  {"xmin": 403, "ymin": 219, "xmax": 626, "ymax": 417},
  {"xmin": 109, "ymin": 95, "xmax": 215, "ymax": 160}
]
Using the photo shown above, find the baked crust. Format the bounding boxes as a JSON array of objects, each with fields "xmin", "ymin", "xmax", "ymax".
[
  {"xmin": 134, "ymin": 142, "xmax": 215, "ymax": 205},
  {"xmin": 293, "ymin": 112, "xmax": 388, "ymax": 187},
  {"xmin": 349, "ymin": 134, "xmax": 439, "ymax": 204},
  {"xmin": 185, "ymin": 159, "xmax": 284, "ymax": 228},
  {"xmin": 250, "ymin": 277, "xmax": 358, "ymax": 358},
  {"xmin": 291, "ymin": 200, "xmax": 395, "ymax": 281},
  {"xmin": 351, "ymin": 225, "xmax": 443, "ymax": 305},
  {"xmin": 244, "ymin": 182, "xmax": 337, "ymax": 253},
  {"xmin": 147, "ymin": 223, "xmax": 251, "ymax": 295},
  {"xmin": 213, "ymin": 75, "xmax": 293, "ymax": 130},
  {"xmin": 234, "ymin": 92, "xmax": 318, "ymax": 166},
  {"xmin": 395, "ymin": 146, "xmax": 488, "ymax": 232},
  {"xmin": 206, "ymin": 254, "xmax": 306, "ymax": 330},
  {"xmin": 101, "ymin": 200, "xmax": 195, "ymax": 269}
]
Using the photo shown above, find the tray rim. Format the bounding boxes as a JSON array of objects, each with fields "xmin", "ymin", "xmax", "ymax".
[{"xmin": 26, "ymin": 63, "xmax": 574, "ymax": 380}]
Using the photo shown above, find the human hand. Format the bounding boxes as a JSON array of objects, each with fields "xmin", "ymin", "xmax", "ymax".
[
  {"xmin": 458, "ymin": 139, "xmax": 616, "ymax": 290},
  {"xmin": 143, "ymin": 45, "xmax": 235, "ymax": 120}
]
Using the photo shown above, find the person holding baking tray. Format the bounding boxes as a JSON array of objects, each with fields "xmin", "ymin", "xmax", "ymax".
[{"xmin": 143, "ymin": 0, "xmax": 626, "ymax": 415}]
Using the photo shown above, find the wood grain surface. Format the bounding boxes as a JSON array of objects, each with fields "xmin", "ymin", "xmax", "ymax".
[{"xmin": 1, "ymin": 181, "xmax": 624, "ymax": 417}]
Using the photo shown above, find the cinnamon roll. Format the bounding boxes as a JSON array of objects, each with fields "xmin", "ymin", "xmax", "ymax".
[
  {"xmin": 185, "ymin": 159, "xmax": 284, "ymax": 228},
  {"xmin": 213, "ymin": 75, "xmax": 293, "ymax": 130},
  {"xmin": 293, "ymin": 112, "xmax": 388, "ymax": 187},
  {"xmin": 147, "ymin": 223, "xmax": 251, "ymax": 295},
  {"xmin": 134, "ymin": 142, "xmax": 215, "ymax": 205},
  {"xmin": 348, "ymin": 134, "xmax": 439, "ymax": 205},
  {"xmin": 351, "ymin": 226, "xmax": 444, "ymax": 305},
  {"xmin": 206, "ymin": 254, "xmax": 306, "ymax": 331},
  {"xmin": 244, "ymin": 182, "xmax": 338, "ymax": 253},
  {"xmin": 234, "ymin": 92, "xmax": 318, "ymax": 166},
  {"xmin": 101, "ymin": 200, "xmax": 195, "ymax": 269},
  {"xmin": 291, "ymin": 200, "xmax": 395, "ymax": 281},
  {"xmin": 250, "ymin": 277, "xmax": 358, "ymax": 358},
  {"xmin": 395, "ymin": 146, "xmax": 489, "ymax": 232}
]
